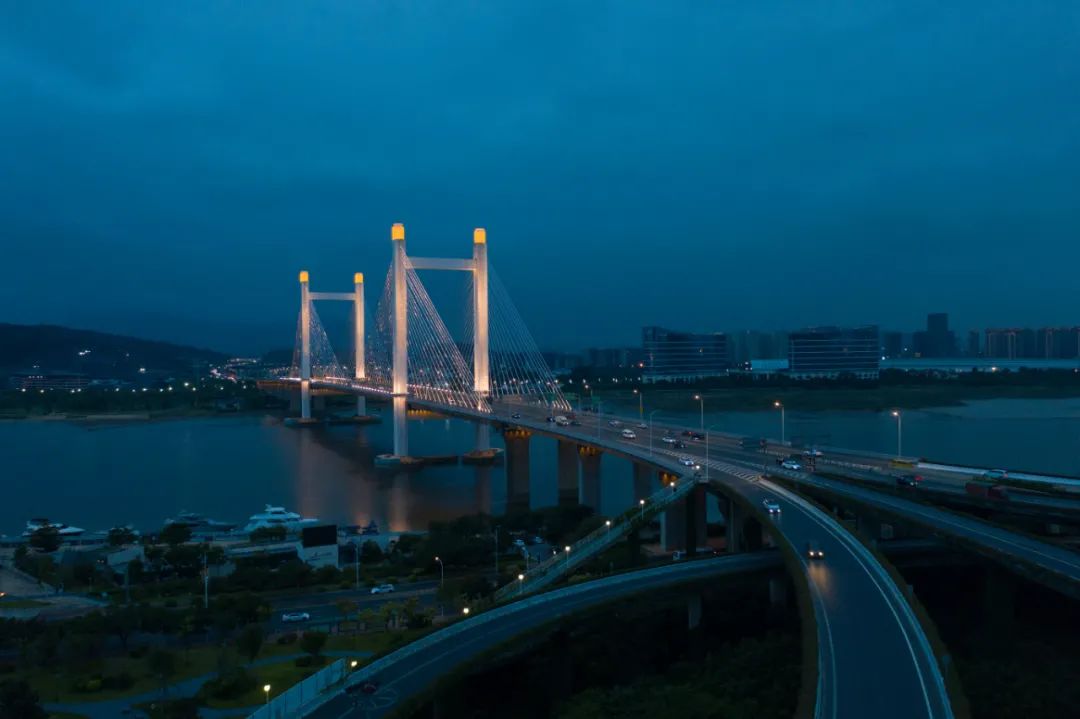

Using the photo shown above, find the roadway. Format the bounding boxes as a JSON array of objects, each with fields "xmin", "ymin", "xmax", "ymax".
[
  {"xmin": 311, "ymin": 554, "xmax": 783, "ymax": 719},
  {"xmin": 266, "ymin": 581, "xmax": 439, "ymax": 633},
  {"xmin": 299, "ymin": 384, "xmax": 956, "ymax": 718}
]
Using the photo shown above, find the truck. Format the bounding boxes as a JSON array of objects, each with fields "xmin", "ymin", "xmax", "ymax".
[{"xmin": 965, "ymin": 481, "xmax": 1009, "ymax": 501}]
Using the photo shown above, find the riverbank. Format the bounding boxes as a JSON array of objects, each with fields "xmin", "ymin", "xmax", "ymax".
[{"xmin": 598, "ymin": 383, "xmax": 1080, "ymax": 413}]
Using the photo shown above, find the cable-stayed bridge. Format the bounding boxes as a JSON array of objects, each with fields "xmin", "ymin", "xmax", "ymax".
[{"xmin": 277, "ymin": 223, "xmax": 570, "ymax": 460}]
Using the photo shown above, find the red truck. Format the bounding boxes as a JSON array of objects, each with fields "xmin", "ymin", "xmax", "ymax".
[{"xmin": 965, "ymin": 481, "xmax": 1010, "ymax": 501}]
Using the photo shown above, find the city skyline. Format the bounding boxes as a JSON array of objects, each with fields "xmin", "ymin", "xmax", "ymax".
[{"xmin": 3, "ymin": 3, "xmax": 1080, "ymax": 353}]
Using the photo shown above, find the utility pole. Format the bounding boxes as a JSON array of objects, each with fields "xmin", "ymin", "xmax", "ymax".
[
  {"xmin": 494, "ymin": 525, "xmax": 501, "ymax": 576},
  {"xmin": 202, "ymin": 552, "xmax": 209, "ymax": 610}
]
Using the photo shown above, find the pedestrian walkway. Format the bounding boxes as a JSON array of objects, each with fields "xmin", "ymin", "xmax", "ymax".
[{"xmin": 44, "ymin": 650, "xmax": 372, "ymax": 719}]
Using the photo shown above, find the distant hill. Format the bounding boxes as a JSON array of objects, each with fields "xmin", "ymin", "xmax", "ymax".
[{"xmin": 0, "ymin": 323, "xmax": 228, "ymax": 380}]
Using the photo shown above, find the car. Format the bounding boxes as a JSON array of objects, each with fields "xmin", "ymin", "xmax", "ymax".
[
  {"xmin": 554, "ymin": 416, "xmax": 570, "ymax": 426},
  {"xmin": 370, "ymin": 583, "xmax": 395, "ymax": 595},
  {"xmin": 689, "ymin": 431, "xmax": 705, "ymax": 441},
  {"xmin": 896, "ymin": 474, "xmax": 923, "ymax": 488},
  {"xmin": 281, "ymin": 612, "xmax": 310, "ymax": 623},
  {"xmin": 621, "ymin": 428, "xmax": 637, "ymax": 439},
  {"xmin": 803, "ymin": 448, "xmax": 824, "ymax": 458},
  {"xmin": 511, "ymin": 413, "xmax": 521, "ymax": 419},
  {"xmin": 608, "ymin": 419, "xmax": 621, "ymax": 427},
  {"xmin": 673, "ymin": 440, "xmax": 687, "ymax": 449},
  {"xmin": 661, "ymin": 436, "xmax": 677, "ymax": 444},
  {"xmin": 570, "ymin": 420, "xmax": 582, "ymax": 426},
  {"xmin": 681, "ymin": 430, "xmax": 694, "ymax": 437},
  {"xmin": 806, "ymin": 541, "xmax": 825, "ymax": 560},
  {"xmin": 762, "ymin": 498, "xmax": 781, "ymax": 514},
  {"xmin": 780, "ymin": 459, "xmax": 803, "ymax": 471},
  {"xmin": 637, "ymin": 422, "xmax": 647, "ymax": 429},
  {"xmin": 346, "ymin": 680, "xmax": 380, "ymax": 697},
  {"xmin": 983, "ymin": 469, "xmax": 1009, "ymax": 481},
  {"xmin": 678, "ymin": 457, "xmax": 696, "ymax": 467}
]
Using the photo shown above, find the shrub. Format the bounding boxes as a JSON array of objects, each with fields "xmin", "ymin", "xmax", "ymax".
[
  {"xmin": 200, "ymin": 667, "xmax": 257, "ymax": 700},
  {"xmin": 101, "ymin": 672, "xmax": 134, "ymax": 691}
]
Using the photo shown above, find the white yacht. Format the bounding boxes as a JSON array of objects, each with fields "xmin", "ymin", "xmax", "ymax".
[
  {"xmin": 242, "ymin": 505, "xmax": 319, "ymax": 534},
  {"xmin": 23, "ymin": 518, "xmax": 85, "ymax": 537},
  {"xmin": 164, "ymin": 512, "xmax": 236, "ymax": 532}
]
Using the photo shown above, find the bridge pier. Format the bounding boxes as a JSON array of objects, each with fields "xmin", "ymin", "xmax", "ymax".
[
  {"xmin": 392, "ymin": 396, "xmax": 408, "ymax": 457},
  {"xmin": 475, "ymin": 423, "xmax": 491, "ymax": 452},
  {"xmin": 557, "ymin": 440, "xmax": 579, "ymax": 506},
  {"xmin": 722, "ymin": 497, "xmax": 744, "ymax": 553},
  {"xmin": 504, "ymin": 428, "xmax": 531, "ymax": 514},
  {"xmin": 632, "ymin": 464, "xmax": 653, "ymax": 500},
  {"xmin": 685, "ymin": 484, "xmax": 707, "ymax": 555},
  {"xmin": 661, "ymin": 499, "xmax": 686, "ymax": 552},
  {"xmin": 578, "ymin": 446, "xmax": 602, "ymax": 510}
]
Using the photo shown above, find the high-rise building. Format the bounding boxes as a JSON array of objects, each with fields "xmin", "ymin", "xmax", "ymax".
[
  {"xmin": 642, "ymin": 326, "xmax": 730, "ymax": 383},
  {"xmin": 788, "ymin": 326, "xmax": 880, "ymax": 379},
  {"xmin": 966, "ymin": 330, "xmax": 981, "ymax": 357},
  {"xmin": 914, "ymin": 313, "xmax": 956, "ymax": 358},
  {"xmin": 881, "ymin": 332, "xmax": 903, "ymax": 359}
]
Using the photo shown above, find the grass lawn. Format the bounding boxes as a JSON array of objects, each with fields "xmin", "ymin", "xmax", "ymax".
[{"xmin": 49, "ymin": 713, "xmax": 90, "ymax": 719}]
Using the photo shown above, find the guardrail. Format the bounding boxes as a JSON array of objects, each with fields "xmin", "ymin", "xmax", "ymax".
[
  {"xmin": 493, "ymin": 476, "xmax": 701, "ymax": 602},
  {"xmin": 246, "ymin": 658, "xmax": 346, "ymax": 719}
]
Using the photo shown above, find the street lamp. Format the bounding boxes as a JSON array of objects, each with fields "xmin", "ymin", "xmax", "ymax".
[
  {"xmin": 891, "ymin": 410, "xmax": 903, "ymax": 457},
  {"xmin": 463, "ymin": 607, "xmax": 471, "ymax": 616},
  {"xmin": 605, "ymin": 519, "xmax": 612, "ymax": 534},
  {"xmin": 633, "ymin": 389, "xmax": 643, "ymax": 420},
  {"xmin": 693, "ymin": 394, "xmax": 704, "ymax": 432},
  {"xmin": 648, "ymin": 409, "xmax": 663, "ymax": 455},
  {"xmin": 263, "ymin": 684, "xmax": 271, "ymax": 704},
  {"xmin": 564, "ymin": 545, "xmax": 571, "ymax": 568},
  {"xmin": 639, "ymin": 498, "xmax": 646, "ymax": 520},
  {"xmin": 518, "ymin": 573, "xmax": 525, "ymax": 596},
  {"xmin": 350, "ymin": 660, "xmax": 359, "ymax": 669},
  {"xmin": 434, "ymin": 556, "xmax": 444, "ymax": 588},
  {"xmin": 774, "ymin": 401, "xmax": 785, "ymax": 445}
]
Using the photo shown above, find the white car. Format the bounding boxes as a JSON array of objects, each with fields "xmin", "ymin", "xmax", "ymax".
[
  {"xmin": 803, "ymin": 448, "xmax": 824, "ymax": 458},
  {"xmin": 554, "ymin": 416, "xmax": 570, "ymax": 426},
  {"xmin": 281, "ymin": 612, "xmax": 310, "ymax": 623},
  {"xmin": 637, "ymin": 422, "xmax": 647, "ymax": 429},
  {"xmin": 983, "ymin": 469, "xmax": 1009, "ymax": 481},
  {"xmin": 370, "ymin": 583, "xmax": 395, "ymax": 595},
  {"xmin": 781, "ymin": 459, "xmax": 803, "ymax": 471},
  {"xmin": 678, "ymin": 457, "xmax": 696, "ymax": 467},
  {"xmin": 621, "ymin": 429, "xmax": 637, "ymax": 440},
  {"xmin": 608, "ymin": 419, "xmax": 621, "ymax": 427},
  {"xmin": 762, "ymin": 499, "xmax": 781, "ymax": 514},
  {"xmin": 661, "ymin": 437, "xmax": 677, "ymax": 445}
]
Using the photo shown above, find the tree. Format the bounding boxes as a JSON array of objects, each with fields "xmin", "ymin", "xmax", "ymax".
[
  {"xmin": 0, "ymin": 679, "xmax": 47, "ymax": 719},
  {"xmin": 107, "ymin": 526, "xmax": 137, "ymax": 546},
  {"xmin": 147, "ymin": 649, "xmax": 177, "ymax": 696},
  {"xmin": 160, "ymin": 524, "xmax": 192, "ymax": 547},
  {"xmin": 360, "ymin": 540, "xmax": 384, "ymax": 564},
  {"xmin": 28, "ymin": 527, "xmax": 60, "ymax": 553},
  {"xmin": 299, "ymin": 631, "xmax": 328, "ymax": 660},
  {"xmin": 106, "ymin": 607, "xmax": 139, "ymax": 651},
  {"xmin": 249, "ymin": 525, "xmax": 287, "ymax": 543},
  {"xmin": 236, "ymin": 624, "xmax": 264, "ymax": 664}
]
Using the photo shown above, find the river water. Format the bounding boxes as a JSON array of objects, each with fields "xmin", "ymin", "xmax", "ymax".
[{"xmin": 2, "ymin": 398, "xmax": 1078, "ymax": 536}]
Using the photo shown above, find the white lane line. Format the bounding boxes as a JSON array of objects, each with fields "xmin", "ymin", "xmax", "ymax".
[{"xmin": 764, "ymin": 479, "xmax": 944, "ymax": 719}]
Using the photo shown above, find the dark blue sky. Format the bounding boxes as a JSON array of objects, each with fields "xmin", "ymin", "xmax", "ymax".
[{"xmin": 2, "ymin": 2, "xmax": 1079, "ymax": 354}]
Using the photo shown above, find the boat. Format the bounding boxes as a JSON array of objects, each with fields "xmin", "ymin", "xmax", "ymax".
[
  {"xmin": 23, "ymin": 518, "xmax": 85, "ymax": 537},
  {"xmin": 242, "ymin": 505, "xmax": 319, "ymax": 534},
  {"xmin": 360, "ymin": 520, "xmax": 380, "ymax": 536},
  {"xmin": 164, "ymin": 511, "xmax": 236, "ymax": 532}
]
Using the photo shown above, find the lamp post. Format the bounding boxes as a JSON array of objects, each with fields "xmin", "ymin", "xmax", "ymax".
[
  {"xmin": 518, "ymin": 573, "xmax": 525, "ymax": 596},
  {"xmin": 648, "ymin": 409, "xmax": 663, "ymax": 455},
  {"xmin": 350, "ymin": 660, "xmax": 358, "ymax": 670},
  {"xmin": 693, "ymin": 394, "xmax": 704, "ymax": 432},
  {"xmin": 639, "ymin": 499, "xmax": 646, "ymax": 520},
  {"xmin": 605, "ymin": 519, "xmax": 612, "ymax": 535},
  {"xmin": 263, "ymin": 684, "xmax": 271, "ymax": 705},
  {"xmin": 633, "ymin": 389, "xmax": 643, "ymax": 420},
  {"xmin": 434, "ymin": 556, "xmax": 444, "ymax": 588},
  {"xmin": 564, "ymin": 545, "xmax": 571, "ymax": 568},
  {"xmin": 774, "ymin": 401, "xmax": 785, "ymax": 445},
  {"xmin": 463, "ymin": 607, "xmax": 470, "ymax": 616},
  {"xmin": 891, "ymin": 410, "xmax": 903, "ymax": 457}
]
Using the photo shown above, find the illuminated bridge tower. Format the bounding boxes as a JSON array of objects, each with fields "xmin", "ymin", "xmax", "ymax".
[
  {"xmin": 388, "ymin": 223, "xmax": 492, "ymax": 458},
  {"xmin": 296, "ymin": 270, "xmax": 367, "ymax": 421}
]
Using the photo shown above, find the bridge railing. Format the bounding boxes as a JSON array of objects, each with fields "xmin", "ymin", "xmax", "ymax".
[{"xmin": 493, "ymin": 476, "xmax": 701, "ymax": 602}]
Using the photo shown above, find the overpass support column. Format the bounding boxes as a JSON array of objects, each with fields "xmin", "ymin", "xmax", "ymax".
[
  {"xmin": 557, "ymin": 440, "xmax": 579, "ymax": 506},
  {"xmin": 684, "ymin": 484, "xmax": 707, "ymax": 555},
  {"xmin": 724, "ymin": 498, "xmax": 744, "ymax": 553},
  {"xmin": 578, "ymin": 446, "xmax": 602, "ymax": 510},
  {"xmin": 299, "ymin": 270, "xmax": 311, "ymax": 420},
  {"xmin": 632, "ymin": 464, "xmax": 653, "ymax": 501},
  {"xmin": 687, "ymin": 592, "xmax": 703, "ymax": 630},
  {"xmin": 503, "ymin": 428, "xmax": 532, "ymax": 515},
  {"xmin": 391, "ymin": 223, "xmax": 408, "ymax": 457},
  {"xmin": 353, "ymin": 272, "xmax": 366, "ymax": 417},
  {"xmin": 661, "ymin": 473, "xmax": 686, "ymax": 552}
]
